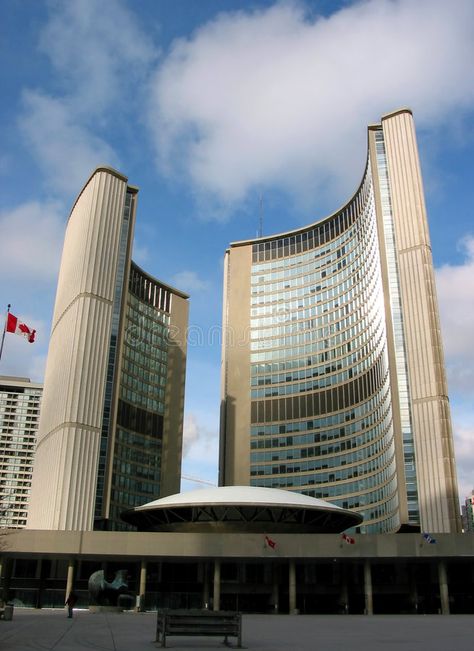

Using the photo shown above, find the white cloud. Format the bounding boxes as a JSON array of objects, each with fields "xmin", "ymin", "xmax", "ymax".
[
  {"xmin": 171, "ymin": 271, "xmax": 210, "ymax": 293},
  {"xmin": 19, "ymin": 92, "xmax": 120, "ymax": 196},
  {"xmin": 182, "ymin": 412, "xmax": 218, "ymax": 462},
  {"xmin": 435, "ymin": 236, "xmax": 474, "ymax": 504},
  {"xmin": 451, "ymin": 412, "xmax": 474, "ymax": 503},
  {"xmin": 149, "ymin": 0, "xmax": 474, "ymax": 213},
  {"xmin": 0, "ymin": 200, "xmax": 64, "ymax": 281},
  {"xmin": 182, "ymin": 413, "xmax": 200, "ymax": 458},
  {"xmin": 131, "ymin": 241, "xmax": 150, "ymax": 267},
  {"xmin": 18, "ymin": 0, "xmax": 158, "ymax": 195},
  {"xmin": 436, "ymin": 236, "xmax": 474, "ymax": 396},
  {"xmin": 39, "ymin": 0, "xmax": 157, "ymax": 115}
]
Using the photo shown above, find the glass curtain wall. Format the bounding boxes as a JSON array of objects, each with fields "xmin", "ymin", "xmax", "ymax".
[{"xmin": 248, "ymin": 166, "xmax": 400, "ymax": 533}]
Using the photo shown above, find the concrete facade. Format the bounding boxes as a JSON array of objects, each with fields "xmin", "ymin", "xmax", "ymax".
[
  {"xmin": 2, "ymin": 530, "xmax": 474, "ymax": 615},
  {"xmin": 26, "ymin": 167, "xmax": 188, "ymax": 532},
  {"xmin": 375, "ymin": 111, "xmax": 459, "ymax": 533},
  {"xmin": 0, "ymin": 376, "xmax": 42, "ymax": 528}
]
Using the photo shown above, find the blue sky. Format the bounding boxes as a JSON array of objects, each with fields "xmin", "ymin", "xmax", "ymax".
[{"xmin": 1, "ymin": 0, "xmax": 474, "ymax": 500}]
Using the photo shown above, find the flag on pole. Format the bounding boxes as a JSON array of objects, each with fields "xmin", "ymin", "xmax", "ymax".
[
  {"xmin": 422, "ymin": 532, "xmax": 436, "ymax": 544},
  {"xmin": 341, "ymin": 532, "xmax": 355, "ymax": 545},
  {"xmin": 6, "ymin": 312, "xmax": 36, "ymax": 343},
  {"xmin": 264, "ymin": 535, "xmax": 277, "ymax": 550}
]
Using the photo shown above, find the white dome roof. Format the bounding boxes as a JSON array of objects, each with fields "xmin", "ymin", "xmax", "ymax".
[
  {"xmin": 135, "ymin": 485, "xmax": 345, "ymax": 513},
  {"xmin": 122, "ymin": 485, "xmax": 363, "ymax": 533}
]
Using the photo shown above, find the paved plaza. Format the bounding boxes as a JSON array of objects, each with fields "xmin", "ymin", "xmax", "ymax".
[{"xmin": 1, "ymin": 609, "xmax": 474, "ymax": 651}]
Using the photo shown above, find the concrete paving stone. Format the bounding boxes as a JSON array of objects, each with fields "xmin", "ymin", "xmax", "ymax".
[{"xmin": 1, "ymin": 609, "xmax": 474, "ymax": 651}]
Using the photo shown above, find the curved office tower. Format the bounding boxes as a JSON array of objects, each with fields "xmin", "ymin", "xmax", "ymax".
[
  {"xmin": 220, "ymin": 110, "xmax": 460, "ymax": 534},
  {"xmin": 27, "ymin": 167, "xmax": 188, "ymax": 531}
]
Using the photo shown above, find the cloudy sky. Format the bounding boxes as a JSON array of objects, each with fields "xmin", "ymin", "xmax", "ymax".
[{"xmin": 1, "ymin": 0, "xmax": 473, "ymax": 500}]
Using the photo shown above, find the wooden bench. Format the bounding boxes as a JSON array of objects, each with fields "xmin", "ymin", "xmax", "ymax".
[{"xmin": 156, "ymin": 609, "xmax": 242, "ymax": 648}]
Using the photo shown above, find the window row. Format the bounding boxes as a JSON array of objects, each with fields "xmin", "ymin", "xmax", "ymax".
[
  {"xmin": 251, "ymin": 174, "xmax": 373, "ymax": 263},
  {"xmin": 250, "ymin": 420, "xmax": 392, "ymax": 465},
  {"xmin": 250, "ymin": 383, "xmax": 390, "ymax": 434},
  {"xmin": 251, "ymin": 226, "xmax": 376, "ymax": 295},
  {"xmin": 114, "ymin": 443, "xmax": 161, "ymax": 469},
  {"xmin": 119, "ymin": 386, "xmax": 163, "ymax": 414},
  {"xmin": 251, "ymin": 327, "xmax": 379, "ymax": 377},
  {"xmin": 124, "ymin": 346, "xmax": 168, "ymax": 368},
  {"xmin": 129, "ymin": 263, "xmax": 173, "ymax": 314},
  {"xmin": 129, "ymin": 293, "xmax": 170, "ymax": 325},
  {"xmin": 252, "ymin": 347, "xmax": 370, "ymax": 386},
  {"xmin": 251, "ymin": 404, "xmax": 391, "ymax": 452},
  {"xmin": 250, "ymin": 237, "xmax": 378, "ymax": 306},
  {"xmin": 251, "ymin": 350, "xmax": 383, "ymax": 398},
  {"xmin": 250, "ymin": 437, "xmax": 394, "ymax": 477},
  {"xmin": 250, "ymin": 308, "xmax": 384, "ymax": 353},
  {"xmin": 251, "ymin": 242, "xmax": 352, "ymax": 285},
  {"xmin": 250, "ymin": 296, "xmax": 381, "ymax": 342},
  {"xmin": 120, "ymin": 374, "xmax": 165, "ymax": 401},
  {"xmin": 251, "ymin": 456, "xmax": 397, "ymax": 497},
  {"xmin": 250, "ymin": 314, "xmax": 382, "ymax": 363},
  {"xmin": 250, "ymin": 255, "xmax": 380, "ymax": 311},
  {"xmin": 251, "ymin": 363, "xmax": 390, "ymax": 424},
  {"xmin": 121, "ymin": 358, "xmax": 167, "ymax": 386}
]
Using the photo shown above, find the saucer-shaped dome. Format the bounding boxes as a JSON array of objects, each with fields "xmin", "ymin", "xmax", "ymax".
[{"xmin": 121, "ymin": 485, "xmax": 362, "ymax": 533}]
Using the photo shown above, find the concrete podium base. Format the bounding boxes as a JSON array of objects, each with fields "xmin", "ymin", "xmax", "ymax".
[{"xmin": 88, "ymin": 606, "xmax": 123, "ymax": 613}]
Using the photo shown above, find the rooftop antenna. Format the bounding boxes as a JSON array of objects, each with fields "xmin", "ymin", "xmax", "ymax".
[{"xmin": 257, "ymin": 193, "xmax": 264, "ymax": 238}]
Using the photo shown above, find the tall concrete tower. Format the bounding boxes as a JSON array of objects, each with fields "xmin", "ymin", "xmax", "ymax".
[
  {"xmin": 220, "ymin": 110, "xmax": 460, "ymax": 534},
  {"xmin": 27, "ymin": 167, "xmax": 188, "ymax": 531}
]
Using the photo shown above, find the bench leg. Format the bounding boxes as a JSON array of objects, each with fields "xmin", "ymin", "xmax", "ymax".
[
  {"xmin": 223, "ymin": 633, "xmax": 242, "ymax": 648},
  {"xmin": 156, "ymin": 630, "xmax": 166, "ymax": 648}
]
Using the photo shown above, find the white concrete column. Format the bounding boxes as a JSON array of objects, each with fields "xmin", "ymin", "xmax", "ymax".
[
  {"xmin": 35, "ymin": 559, "xmax": 43, "ymax": 579},
  {"xmin": 364, "ymin": 560, "xmax": 373, "ymax": 615},
  {"xmin": 35, "ymin": 559, "xmax": 43, "ymax": 608},
  {"xmin": 438, "ymin": 561, "xmax": 450, "ymax": 615},
  {"xmin": 272, "ymin": 565, "xmax": 279, "ymax": 613},
  {"xmin": 203, "ymin": 563, "xmax": 210, "ymax": 609},
  {"xmin": 0, "ymin": 558, "xmax": 12, "ymax": 603},
  {"xmin": 339, "ymin": 565, "xmax": 349, "ymax": 614},
  {"xmin": 213, "ymin": 560, "xmax": 221, "ymax": 611},
  {"xmin": 65, "ymin": 560, "xmax": 75, "ymax": 601},
  {"xmin": 138, "ymin": 561, "xmax": 147, "ymax": 612},
  {"xmin": 409, "ymin": 567, "xmax": 419, "ymax": 613},
  {"xmin": 289, "ymin": 560, "xmax": 297, "ymax": 614}
]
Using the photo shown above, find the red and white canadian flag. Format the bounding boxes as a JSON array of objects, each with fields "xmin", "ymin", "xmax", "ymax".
[
  {"xmin": 6, "ymin": 312, "xmax": 36, "ymax": 343},
  {"xmin": 341, "ymin": 532, "xmax": 355, "ymax": 545},
  {"xmin": 264, "ymin": 535, "xmax": 277, "ymax": 550}
]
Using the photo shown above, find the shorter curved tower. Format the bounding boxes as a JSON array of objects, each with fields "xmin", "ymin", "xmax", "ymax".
[
  {"xmin": 220, "ymin": 110, "xmax": 460, "ymax": 534},
  {"xmin": 27, "ymin": 167, "xmax": 188, "ymax": 531}
]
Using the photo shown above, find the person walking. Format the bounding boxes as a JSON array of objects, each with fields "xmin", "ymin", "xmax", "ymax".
[{"xmin": 65, "ymin": 591, "xmax": 78, "ymax": 618}]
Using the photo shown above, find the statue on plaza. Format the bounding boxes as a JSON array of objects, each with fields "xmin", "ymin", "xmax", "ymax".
[{"xmin": 88, "ymin": 569, "xmax": 130, "ymax": 607}]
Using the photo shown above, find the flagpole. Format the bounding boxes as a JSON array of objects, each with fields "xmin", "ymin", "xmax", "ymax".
[{"xmin": 0, "ymin": 304, "xmax": 11, "ymax": 364}]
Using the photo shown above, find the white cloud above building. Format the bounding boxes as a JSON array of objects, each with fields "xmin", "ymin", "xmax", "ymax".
[{"xmin": 149, "ymin": 0, "xmax": 474, "ymax": 212}]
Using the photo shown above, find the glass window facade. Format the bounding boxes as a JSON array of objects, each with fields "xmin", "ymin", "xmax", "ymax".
[
  {"xmin": 245, "ymin": 164, "xmax": 400, "ymax": 533},
  {"xmin": 94, "ymin": 190, "xmax": 178, "ymax": 531},
  {"xmin": 95, "ymin": 190, "xmax": 135, "ymax": 526},
  {"xmin": 0, "ymin": 379, "xmax": 42, "ymax": 528},
  {"xmin": 222, "ymin": 110, "xmax": 459, "ymax": 535},
  {"xmin": 107, "ymin": 264, "xmax": 173, "ymax": 530}
]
